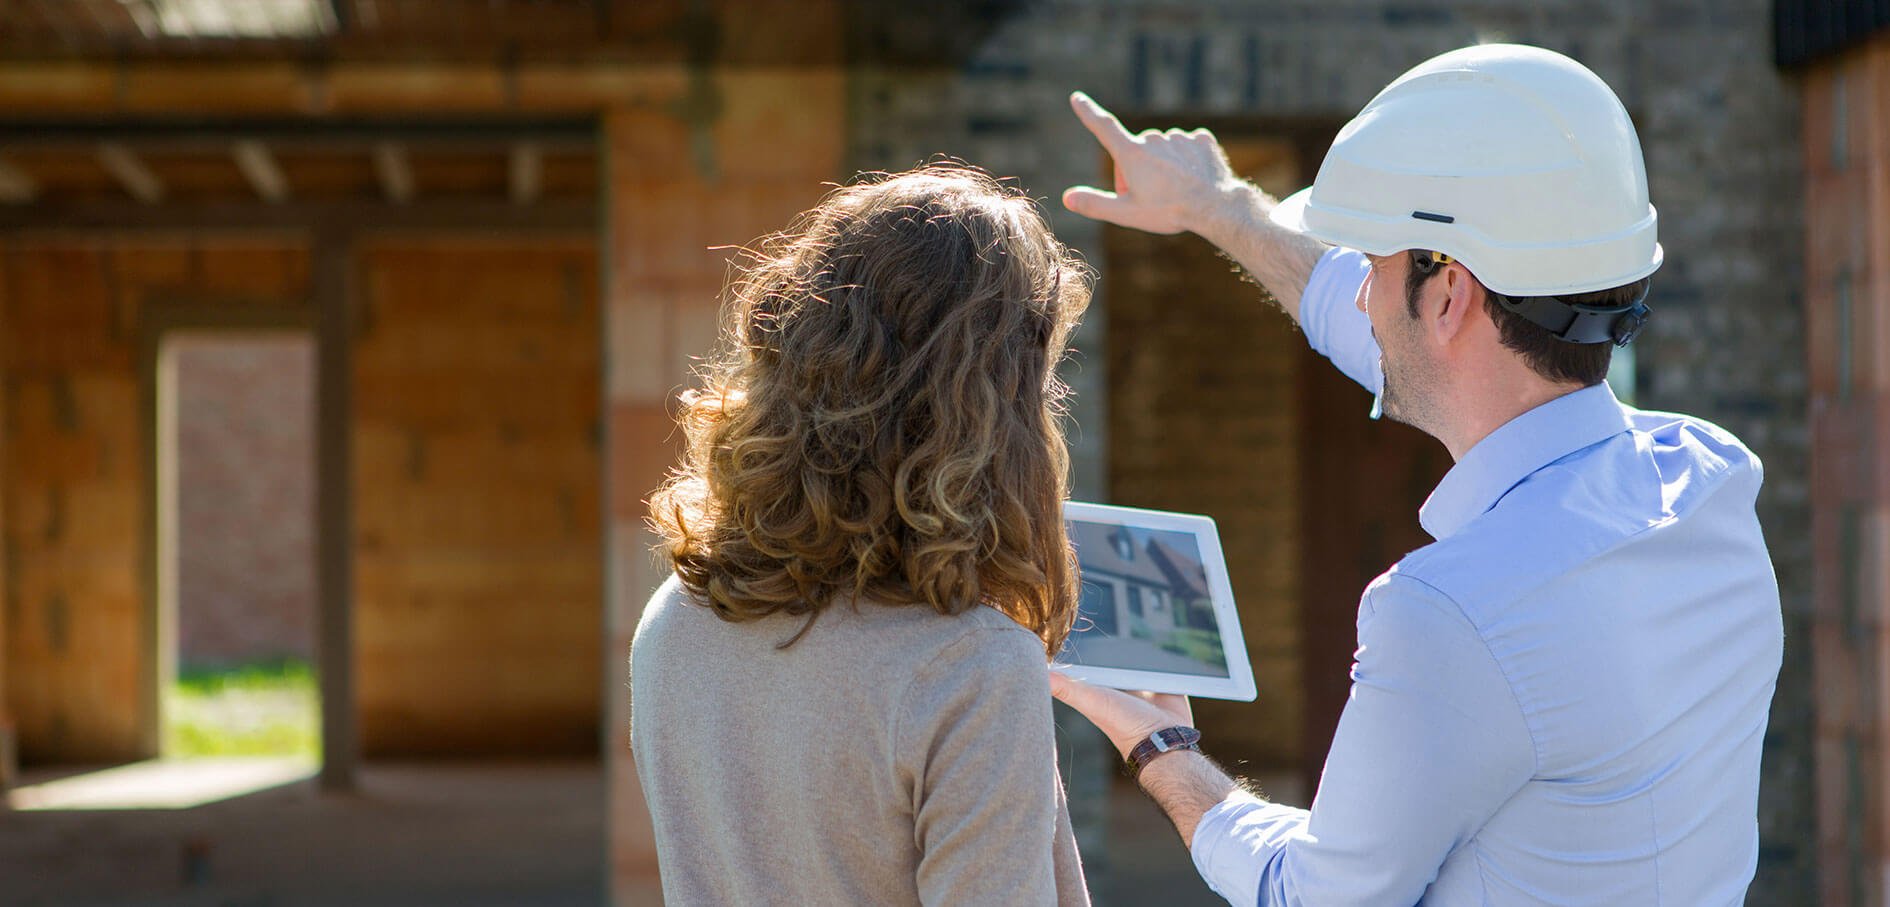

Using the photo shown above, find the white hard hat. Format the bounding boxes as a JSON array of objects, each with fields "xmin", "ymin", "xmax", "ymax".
[{"xmin": 1271, "ymin": 43, "xmax": 1662, "ymax": 298}]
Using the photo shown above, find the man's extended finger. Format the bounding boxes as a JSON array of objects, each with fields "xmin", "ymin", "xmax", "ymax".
[
  {"xmin": 1062, "ymin": 185, "xmax": 1137, "ymax": 225},
  {"xmin": 1069, "ymin": 91, "xmax": 1137, "ymax": 154}
]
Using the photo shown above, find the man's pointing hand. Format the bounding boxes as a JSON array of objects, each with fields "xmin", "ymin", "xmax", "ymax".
[{"xmin": 1062, "ymin": 91, "xmax": 1242, "ymax": 237}]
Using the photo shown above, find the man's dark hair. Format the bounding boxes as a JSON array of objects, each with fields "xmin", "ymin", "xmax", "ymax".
[{"xmin": 1404, "ymin": 250, "xmax": 1649, "ymax": 387}]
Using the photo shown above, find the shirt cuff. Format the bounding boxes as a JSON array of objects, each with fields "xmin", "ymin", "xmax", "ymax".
[
  {"xmin": 1190, "ymin": 792, "xmax": 1311, "ymax": 906},
  {"xmin": 1297, "ymin": 246, "xmax": 1381, "ymax": 396}
]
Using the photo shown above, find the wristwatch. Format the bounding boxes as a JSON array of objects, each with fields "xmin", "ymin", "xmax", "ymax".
[{"xmin": 1126, "ymin": 726, "xmax": 1202, "ymax": 777}]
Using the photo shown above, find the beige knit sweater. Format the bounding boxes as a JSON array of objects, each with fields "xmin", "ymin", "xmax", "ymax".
[{"xmin": 630, "ymin": 575, "xmax": 1090, "ymax": 906}]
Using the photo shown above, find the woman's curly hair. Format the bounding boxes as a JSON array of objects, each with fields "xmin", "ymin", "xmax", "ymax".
[{"xmin": 649, "ymin": 163, "xmax": 1091, "ymax": 654}]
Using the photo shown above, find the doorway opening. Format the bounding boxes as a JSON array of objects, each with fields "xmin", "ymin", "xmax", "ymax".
[
  {"xmin": 115, "ymin": 330, "xmax": 324, "ymax": 808},
  {"xmin": 158, "ymin": 332, "xmax": 321, "ymax": 768},
  {"xmin": 9, "ymin": 330, "xmax": 323, "ymax": 811}
]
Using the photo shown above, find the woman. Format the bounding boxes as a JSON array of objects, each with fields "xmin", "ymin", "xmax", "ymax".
[{"xmin": 631, "ymin": 163, "xmax": 1092, "ymax": 906}]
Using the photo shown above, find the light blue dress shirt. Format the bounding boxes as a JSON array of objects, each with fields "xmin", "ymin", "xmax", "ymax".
[{"xmin": 1190, "ymin": 248, "xmax": 1784, "ymax": 906}]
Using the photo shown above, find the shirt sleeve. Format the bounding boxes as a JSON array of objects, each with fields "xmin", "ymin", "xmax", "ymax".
[
  {"xmin": 1297, "ymin": 246, "xmax": 1381, "ymax": 395},
  {"xmin": 1188, "ymin": 575, "xmax": 1536, "ymax": 906},
  {"xmin": 898, "ymin": 626, "xmax": 1085, "ymax": 906}
]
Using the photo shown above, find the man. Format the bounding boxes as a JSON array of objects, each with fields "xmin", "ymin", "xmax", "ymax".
[{"xmin": 1050, "ymin": 44, "xmax": 1784, "ymax": 905}]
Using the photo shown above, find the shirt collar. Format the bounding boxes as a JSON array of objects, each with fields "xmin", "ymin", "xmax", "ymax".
[{"xmin": 1418, "ymin": 383, "xmax": 1633, "ymax": 540}]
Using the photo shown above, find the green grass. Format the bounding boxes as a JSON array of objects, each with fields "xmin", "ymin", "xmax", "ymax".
[
  {"xmin": 1158, "ymin": 628, "xmax": 1229, "ymax": 671},
  {"xmin": 163, "ymin": 659, "xmax": 320, "ymax": 759}
]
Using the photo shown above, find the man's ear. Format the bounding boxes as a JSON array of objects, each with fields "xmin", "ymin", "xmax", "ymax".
[{"xmin": 1430, "ymin": 263, "xmax": 1480, "ymax": 344}]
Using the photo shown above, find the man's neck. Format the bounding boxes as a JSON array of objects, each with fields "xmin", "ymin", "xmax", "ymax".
[{"xmin": 1438, "ymin": 369, "xmax": 1589, "ymax": 461}]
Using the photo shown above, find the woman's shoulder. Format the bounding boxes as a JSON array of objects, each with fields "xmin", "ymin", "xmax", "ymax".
[
  {"xmin": 891, "ymin": 606, "xmax": 1050, "ymax": 688},
  {"xmin": 634, "ymin": 575, "xmax": 1048, "ymax": 672},
  {"xmin": 631, "ymin": 574, "xmax": 704, "ymax": 647},
  {"xmin": 848, "ymin": 597, "xmax": 1043, "ymax": 655}
]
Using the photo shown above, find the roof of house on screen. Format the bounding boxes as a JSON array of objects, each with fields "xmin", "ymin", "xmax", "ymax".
[
  {"xmin": 1069, "ymin": 521, "xmax": 1211, "ymax": 599},
  {"xmin": 1775, "ymin": 0, "xmax": 1890, "ymax": 67},
  {"xmin": 1145, "ymin": 538, "xmax": 1211, "ymax": 600},
  {"xmin": 1070, "ymin": 521, "xmax": 1174, "ymax": 586}
]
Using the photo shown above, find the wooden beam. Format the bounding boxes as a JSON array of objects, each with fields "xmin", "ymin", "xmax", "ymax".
[
  {"xmin": 510, "ymin": 141, "xmax": 542, "ymax": 205},
  {"xmin": 120, "ymin": 0, "xmax": 161, "ymax": 39},
  {"xmin": 371, "ymin": 142, "xmax": 414, "ymax": 205},
  {"xmin": 0, "ymin": 197, "xmax": 596, "ymax": 233},
  {"xmin": 0, "ymin": 155, "xmax": 36, "ymax": 204},
  {"xmin": 0, "ymin": 119, "xmax": 595, "ymax": 155},
  {"xmin": 97, "ymin": 142, "xmax": 163, "ymax": 204},
  {"xmin": 0, "ymin": 61, "xmax": 690, "ymax": 117},
  {"xmin": 231, "ymin": 139, "xmax": 290, "ymax": 204}
]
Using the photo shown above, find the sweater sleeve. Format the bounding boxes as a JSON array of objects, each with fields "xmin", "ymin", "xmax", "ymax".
[{"xmin": 897, "ymin": 623, "xmax": 1088, "ymax": 906}]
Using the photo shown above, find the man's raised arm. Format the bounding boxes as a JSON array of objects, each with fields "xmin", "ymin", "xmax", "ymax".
[{"xmin": 1061, "ymin": 91, "xmax": 1331, "ymax": 323}]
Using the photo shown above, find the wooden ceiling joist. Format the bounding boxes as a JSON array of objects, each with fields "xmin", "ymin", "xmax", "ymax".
[
  {"xmin": 0, "ymin": 154, "xmax": 37, "ymax": 204},
  {"xmin": 371, "ymin": 142, "xmax": 414, "ymax": 204},
  {"xmin": 0, "ymin": 197, "xmax": 595, "ymax": 234},
  {"xmin": 97, "ymin": 142, "xmax": 163, "ymax": 204},
  {"xmin": 0, "ymin": 119, "xmax": 595, "ymax": 152},
  {"xmin": 509, "ymin": 142, "xmax": 542, "ymax": 205},
  {"xmin": 232, "ymin": 139, "xmax": 290, "ymax": 203}
]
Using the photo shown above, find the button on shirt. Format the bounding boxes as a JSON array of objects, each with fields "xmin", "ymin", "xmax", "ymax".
[{"xmin": 1189, "ymin": 248, "xmax": 1784, "ymax": 906}]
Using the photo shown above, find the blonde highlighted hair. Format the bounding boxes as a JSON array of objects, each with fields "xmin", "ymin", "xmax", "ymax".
[{"xmin": 649, "ymin": 163, "xmax": 1090, "ymax": 654}]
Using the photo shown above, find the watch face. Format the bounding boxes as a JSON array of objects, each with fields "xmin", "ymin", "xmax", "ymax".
[
  {"xmin": 1160, "ymin": 727, "xmax": 1199, "ymax": 747},
  {"xmin": 1149, "ymin": 726, "xmax": 1200, "ymax": 752}
]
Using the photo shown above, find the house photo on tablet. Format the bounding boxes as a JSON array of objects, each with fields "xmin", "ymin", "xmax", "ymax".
[{"xmin": 1062, "ymin": 520, "xmax": 1229, "ymax": 678}]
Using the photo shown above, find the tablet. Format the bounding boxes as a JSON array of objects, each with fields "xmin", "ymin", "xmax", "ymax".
[{"xmin": 1053, "ymin": 502, "xmax": 1257, "ymax": 701}]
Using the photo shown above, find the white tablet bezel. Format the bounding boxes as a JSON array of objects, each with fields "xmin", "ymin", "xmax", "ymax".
[{"xmin": 1054, "ymin": 501, "xmax": 1257, "ymax": 702}]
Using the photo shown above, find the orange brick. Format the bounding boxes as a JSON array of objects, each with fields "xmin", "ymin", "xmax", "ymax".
[{"xmin": 610, "ymin": 403, "xmax": 683, "ymax": 522}]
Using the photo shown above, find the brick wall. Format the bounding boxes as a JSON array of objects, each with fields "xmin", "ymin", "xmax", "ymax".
[
  {"xmin": 171, "ymin": 336, "xmax": 316, "ymax": 670},
  {"xmin": 1, "ymin": 239, "xmax": 310, "ymax": 763},
  {"xmin": 1802, "ymin": 35, "xmax": 1890, "ymax": 907},
  {"xmin": 353, "ymin": 239, "xmax": 602, "ymax": 758},
  {"xmin": 603, "ymin": 62, "xmax": 850, "ymax": 904},
  {"xmin": 1103, "ymin": 140, "xmax": 1308, "ymax": 773}
]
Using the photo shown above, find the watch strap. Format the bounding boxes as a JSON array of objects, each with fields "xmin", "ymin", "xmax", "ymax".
[{"xmin": 1127, "ymin": 726, "xmax": 1202, "ymax": 776}]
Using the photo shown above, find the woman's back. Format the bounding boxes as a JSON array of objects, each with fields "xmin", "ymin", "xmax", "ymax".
[
  {"xmin": 633, "ymin": 164, "xmax": 1093, "ymax": 904},
  {"xmin": 631, "ymin": 575, "xmax": 1088, "ymax": 906}
]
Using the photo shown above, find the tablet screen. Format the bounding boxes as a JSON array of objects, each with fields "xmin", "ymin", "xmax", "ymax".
[{"xmin": 1060, "ymin": 519, "xmax": 1230, "ymax": 679}]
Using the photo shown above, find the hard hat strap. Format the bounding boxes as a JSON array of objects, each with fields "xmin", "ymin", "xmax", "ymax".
[
  {"xmin": 1414, "ymin": 248, "xmax": 1650, "ymax": 346},
  {"xmin": 1493, "ymin": 289, "xmax": 1651, "ymax": 347}
]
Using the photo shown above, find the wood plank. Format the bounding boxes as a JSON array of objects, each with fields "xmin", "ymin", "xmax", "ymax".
[
  {"xmin": 231, "ymin": 140, "xmax": 291, "ymax": 204},
  {"xmin": 327, "ymin": 63, "xmax": 508, "ymax": 112},
  {"xmin": 510, "ymin": 142, "xmax": 542, "ymax": 205},
  {"xmin": 0, "ymin": 197, "xmax": 594, "ymax": 234},
  {"xmin": 120, "ymin": 63, "xmax": 314, "ymax": 114},
  {"xmin": 372, "ymin": 142, "xmax": 414, "ymax": 205},
  {"xmin": 0, "ymin": 61, "xmax": 688, "ymax": 117},
  {"xmin": 97, "ymin": 143, "xmax": 164, "ymax": 204},
  {"xmin": 0, "ymin": 154, "xmax": 37, "ymax": 204}
]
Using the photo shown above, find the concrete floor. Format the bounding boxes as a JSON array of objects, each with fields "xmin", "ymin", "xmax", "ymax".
[
  {"xmin": 1, "ymin": 761, "xmax": 604, "ymax": 907},
  {"xmin": 1, "ymin": 759, "xmax": 1293, "ymax": 906}
]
